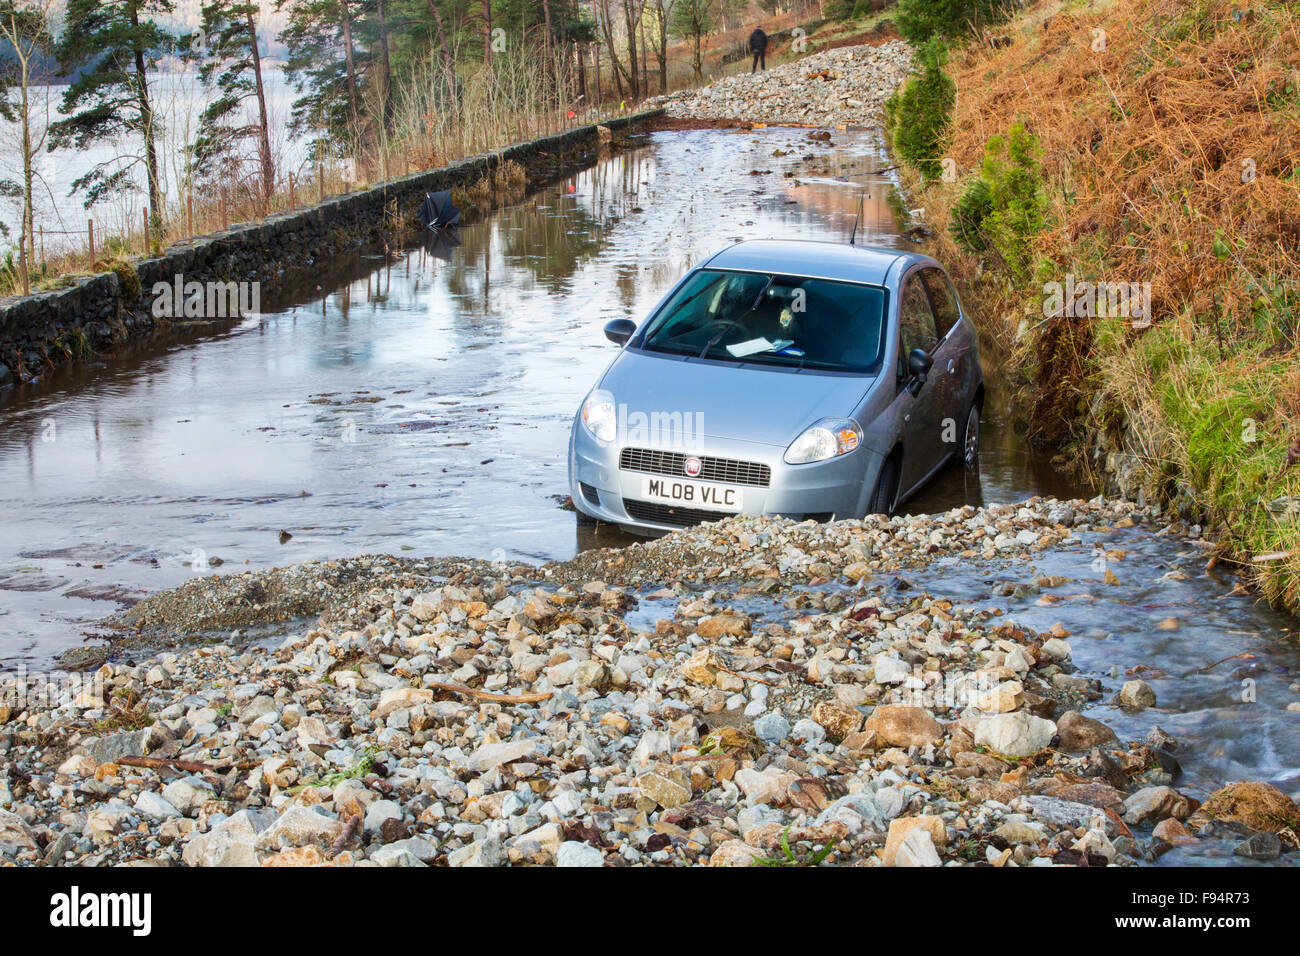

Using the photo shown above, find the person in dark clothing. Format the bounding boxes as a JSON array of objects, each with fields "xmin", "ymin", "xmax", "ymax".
[{"xmin": 749, "ymin": 27, "xmax": 768, "ymax": 72}]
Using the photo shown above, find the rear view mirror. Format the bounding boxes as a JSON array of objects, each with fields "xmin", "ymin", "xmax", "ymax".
[
  {"xmin": 604, "ymin": 319, "xmax": 636, "ymax": 345},
  {"xmin": 905, "ymin": 348, "xmax": 932, "ymax": 396}
]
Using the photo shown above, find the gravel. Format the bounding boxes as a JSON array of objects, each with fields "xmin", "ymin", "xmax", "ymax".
[
  {"xmin": 645, "ymin": 42, "xmax": 914, "ymax": 127},
  {"xmin": 1, "ymin": 496, "xmax": 1293, "ymax": 867}
]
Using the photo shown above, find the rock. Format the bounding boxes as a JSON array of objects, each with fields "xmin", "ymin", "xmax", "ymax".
[
  {"xmin": 1122, "ymin": 786, "xmax": 1191, "ymax": 825},
  {"xmin": 993, "ymin": 820, "xmax": 1045, "ymax": 844},
  {"xmin": 83, "ymin": 728, "xmax": 153, "ymax": 764},
  {"xmin": 811, "ymin": 700, "xmax": 862, "ymax": 739},
  {"xmin": 183, "ymin": 809, "xmax": 277, "ymax": 867},
  {"xmin": 86, "ymin": 803, "xmax": 134, "ymax": 840},
  {"xmin": 974, "ymin": 712, "xmax": 1056, "ymax": 757},
  {"xmin": 891, "ymin": 826, "xmax": 942, "ymax": 867},
  {"xmin": 448, "ymin": 835, "xmax": 507, "ymax": 867},
  {"xmin": 135, "ymin": 792, "xmax": 182, "ymax": 820},
  {"xmin": 734, "ymin": 767, "xmax": 797, "ymax": 806},
  {"xmin": 681, "ymin": 650, "xmax": 718, "ymax": 685},
  {"xmin": 709, "ymin": 840, "xmax": 761, "ymax": 866},
  {"xmin": 0, "ymin": 811, "xmax": 37, "ymax": 850},
  {"xmin": 860, "ymin": 705, "xmax": 943, "ymax": 749},
  {"xmin": 1233, "ymin": 831, "xmax": 1281, "ymax": 860},
  {"xmin": 363, "ymin": 800, "xmax": 404, "ymax": 835},
  {"xmin": 1194, "ymin": 781, "xmax": 1300, "ymax": 832},
  {"xmin": 974, "ymin": 680, "xmax": 1024, "ymax": 714},
  {"xmin": 882, "ymin": 816, "xmax": 947, "ymax": 866},
  {"xmin": 262, "ymin": 846, "xmax": 325, "ymax": 867},
  {"xmin": 555, "ymin": 841, "xmax": 605, "ymax": 867},
  {"xmin": 410, "ymin": 592, "xmax": 442, "ymax": 621},
  {"xmin": 873, "ymin": 654, "xmax": 910, "ymax": 685},
  {"xmin": 1152, "ymin": 818, "xmax": 1198, "ymax": 846},
  {"xmin": 696, "ymin": 614, "xmax": 747, "ymax": 639},
  {"xmin": 1040, "ymin": 637, "xmax": 1071, "ymax": 660},
  {"xmin": 753, "ymin": 712, "xmax": 790, "ymax": 743},
  {"xmin": 258, "ymin": 806, "xmax": 344, "ymax": 850},
  {"xmin": 378, "ymin": 837, "xmax": 439, "ymax": 862},
  {"xmin": 374, "ymin": 687, "xmax": 433, "ymax": 718},
  {"xmin": 792, "ymin": 718, "xmax": 827, "ymax": 747},
  {"xmin": 1023, "ymin": 796, "xmax": 1107, "ymax": 830},
  {"xmin": 1056, "ymin": 711, "xmax": 1118, "ymax": 751},
  {"xmin": 572, "ymin": 659, "xmax": 610, "ymax": 690},
  {"xmin": 1073, "ymin": 827, "xmax": 1116, "ymax": 862},
  {"xmin": 371, "ymin": 845, "xmax": 428, "ymax": 867},
  {"xmin": 1116, "ymin": 679, "xmax": 1157, "ymax": 710},
  {"xmin": 162, "ymin": 776, "xmax": 214, "ymax": 817},
  {"xmin": 465, "ymin": 738, "xmax": 541, "ymax": 772},
  {"xmin": 637, "ymin": 764, "xmax": 692, "ymax": 809}
]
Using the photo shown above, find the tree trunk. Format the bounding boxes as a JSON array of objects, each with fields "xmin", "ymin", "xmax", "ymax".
[
  {"xmin": 246, "ymin": 7, "xmax": 275, "ymax": 210},
  {"xmin": 375, "ymin": 0, "xmax": 393, "ymax": 131},
  {"xmin": 339, "ymin": 1, "xmax": 362, "ymax": 137},
  {"xmin": 622, "ymin": 0, "xmax": 639, "ymax": 101},
  {"xmin": 482, "ymin": 0, "xmax": 492, "ymax": 68},
  {"xmin": 128, "ymin": 1, "xmax": 162, "ymax": 248}
]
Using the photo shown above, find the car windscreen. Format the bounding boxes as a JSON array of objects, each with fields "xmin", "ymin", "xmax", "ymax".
[{"xmin": 637, "ymin": 269, "xmax": 887, "ymax": 373}]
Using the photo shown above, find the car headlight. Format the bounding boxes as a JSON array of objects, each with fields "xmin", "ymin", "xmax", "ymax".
[
  {"xmin": 581, "ymin": 389, "xmax": 617, "ymax": 443},
  {"xmin": 783, "ymin": 418, "xmax": 862, "ymax": 464}
]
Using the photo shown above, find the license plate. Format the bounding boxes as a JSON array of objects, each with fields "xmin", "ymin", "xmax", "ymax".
[{"xmin": 638, "ymin": 476, "xmax": 743, "ymax": 512}]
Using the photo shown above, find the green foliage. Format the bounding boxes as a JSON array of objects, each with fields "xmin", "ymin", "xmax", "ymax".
[
  {"xmin": 948, "ymin": 175, "xmax": 993, "ymax": 254},
  {"xmin": 896, "ymin": 0, "xmax": 1011, "ymax": 44},
  {"xmin": 753, "ymin": 825, "xmax": 838, "ymax": 867},
  {"xmin": 976, "ymin": 121, "xmax": 1047, "ymax": 283},
  {"xmin": 886, "ymin": 40, "xmax": 954, "ymax": 182},
  {"xmin": 190, "ymin": 0, "xmax": 274, "ymax": 196},
  {"xmin": 48, "ymin": 0, "xmax": 175, "ymax": 216}
]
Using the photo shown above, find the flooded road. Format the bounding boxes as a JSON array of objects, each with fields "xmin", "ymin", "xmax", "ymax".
[
  {"xmin": 1, "ymin": 127, "xmax": 1298, "ymax": 844},
  {"xmin": 0, "ymin": 126, "xmax": 1067, "ymax": 668}
]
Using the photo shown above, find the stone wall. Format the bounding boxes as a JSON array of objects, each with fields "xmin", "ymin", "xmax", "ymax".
[{"xmin": 0, "ymin": 110, "xmax": 661, "ymax": 389}]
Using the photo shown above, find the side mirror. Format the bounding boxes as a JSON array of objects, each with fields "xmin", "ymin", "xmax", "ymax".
[
  {"xmin": 604, "ymin": 319, "xmax": 636, "ymax": 346},
  {"xmin": 905, "ymin": 348, "xmax": 932, "ymax": 396}
]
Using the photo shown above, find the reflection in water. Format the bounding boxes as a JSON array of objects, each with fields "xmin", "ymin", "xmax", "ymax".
[{"xmin": 0, "ymin": 127, "xmax": 919, "ymax": 666}]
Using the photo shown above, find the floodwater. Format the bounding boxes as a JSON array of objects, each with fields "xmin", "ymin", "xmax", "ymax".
[{"xmin": 2, "ymin": 127, "xmax": 1298, "ymax": 859}]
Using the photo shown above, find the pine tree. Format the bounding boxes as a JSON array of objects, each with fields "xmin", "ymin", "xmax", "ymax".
[
  {"xmin": 279, "ymin": 0, "xmax": 364, "ymax": 148},
  {"xmin": 48, "ymin": 0, "xmax": 176, "ymax": 250},
  {"xmin": 192, "ymin": 0, "xmax": 276, "ymax": 210}
]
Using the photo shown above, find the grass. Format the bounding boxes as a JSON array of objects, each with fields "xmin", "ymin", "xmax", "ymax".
[
  {"xmin": 893, "ymin": 0, "xmax": 1300, "ymax": 613},
  {"xmin": 752, "ymin": 824, "xmax": 839, "ymax": 866}
]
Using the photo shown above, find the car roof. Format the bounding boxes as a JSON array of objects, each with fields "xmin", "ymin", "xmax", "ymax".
[{"xmin": 702, "ymin": 239, "xmax": 936, "ymax": 286}]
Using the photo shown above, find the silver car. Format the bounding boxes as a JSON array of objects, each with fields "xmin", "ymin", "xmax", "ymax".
[{"xmin": 568, "ymin": 239, "xmax": 983, "ymax": 533}]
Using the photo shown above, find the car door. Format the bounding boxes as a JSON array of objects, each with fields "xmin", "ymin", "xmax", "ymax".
[
  {"xmin": 920, "ymin": 268, "xmax": 973, "ymax": 462},
  {"xmin": 896, "ymin": 269, "xmax": 942, "ymax": 495}
]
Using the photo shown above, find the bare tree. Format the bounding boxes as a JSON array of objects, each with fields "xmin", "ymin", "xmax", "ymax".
[{"xmin": 0, "ymin": 0, "xmax": 55, "ymax": 291}]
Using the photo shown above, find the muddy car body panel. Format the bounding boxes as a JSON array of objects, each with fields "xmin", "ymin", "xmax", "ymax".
[{"xmin": 568, "ymin": 239, "xmax": 983, "ymax": 534}]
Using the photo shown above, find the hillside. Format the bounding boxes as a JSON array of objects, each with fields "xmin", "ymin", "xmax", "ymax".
[{"xmin": 896, "ymin": 0, "xmax": 1300, "ymax": 608}]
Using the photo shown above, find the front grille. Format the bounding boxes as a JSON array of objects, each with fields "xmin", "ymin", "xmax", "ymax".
[
  {"xmin": 623, "ymin": 498, "xmax": 732, "ymax": 528},
  {"xmin": 619, "ymin": 447, "xmax": 771, "ymax": 487},
  {"xmin": 578, "ymin": 482, "xmax": 600, "ymax": 505}
]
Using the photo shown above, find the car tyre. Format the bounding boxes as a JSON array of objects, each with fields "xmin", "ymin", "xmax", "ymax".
[
  {"xmin": 962, "ymin": 401, "xmax": 981, "ymax": 470},
  {"xmin": 868, "ymin": 455, "xmax": 899, "ymax": 515}
]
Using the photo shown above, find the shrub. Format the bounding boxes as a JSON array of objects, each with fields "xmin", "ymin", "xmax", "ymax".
[
  {"xmin": 896, "ymin": 0, "xmax": 1011, "ymax": 44},
  {"xmin": 888, "ymin": 40, "xmax": 955, "ymax": 182},
  {"xmin": 978, "ymin": 121, "xmax": 1047, "ymax": 282},
  {"xmin": 948, "ymin": 176, "xmax": 993, "ymax": 254}
]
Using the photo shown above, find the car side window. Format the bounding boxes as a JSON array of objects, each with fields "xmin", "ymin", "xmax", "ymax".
[
  {"xmin": 898, "ymin": 274, "xmax": 938, "ymax": 374},
  {"xmin": 921, "ymin": 268, "xmax": 962, "ymax": 338}
]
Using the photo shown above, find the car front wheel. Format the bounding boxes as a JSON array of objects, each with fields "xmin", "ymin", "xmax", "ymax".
[
  {"xmin": 868, "ymin": 455, "xmax": 898, "ymax": 515},
  {"xmin": 962, "ymin": 402, "xmax": 981, "ymax": 469}
]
